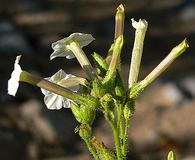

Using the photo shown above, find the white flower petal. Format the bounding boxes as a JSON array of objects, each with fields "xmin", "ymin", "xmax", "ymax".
[
  {"xmin": 8, "ymin": 55, "xmax": 22, "ymax": 96},
  {"xmin": 50, "ymin": 33, "xmax": 95, "ymax": 60},
  {"xmin": 50, "ymin": 47, "xmax": 75, "ymax": 60},
  {"xmin": 69, "ymin": 33, "xmax": 95, "ymax": 48},
  {"xmin": 131, "ymin": 18, "xmax": 148, "ymax": 30},
  {"xmin": 41, "ymin": 69, "xmax": 79, "ymax": 110},
  {"xmin": 63, "ymin": 99, "xmax": 71, "ymax": 108},
  {"xmin": 51, "ymin": 69, "xmax": 67, "ymax": 82},
  {"xmin": 44, "ymin": 93, "xmax": 64, "ymax": 110}
]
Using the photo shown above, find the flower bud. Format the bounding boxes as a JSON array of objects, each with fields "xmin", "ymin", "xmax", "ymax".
[
  {"xmin": 100, "ymin": 94, "xmax": 115, "ymax": 123},
  {"xmin": 79, "ymin": 124, "xmax": 92, "ymax": 140},
  {"xmin": 100, "ymin": 94, "xmax": 114, "ymax": 111}
]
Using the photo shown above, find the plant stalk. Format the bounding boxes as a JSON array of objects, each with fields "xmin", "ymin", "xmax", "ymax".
[{"xmin": 84, "ymin": 138, "xmax": 99, "ymax": 160}]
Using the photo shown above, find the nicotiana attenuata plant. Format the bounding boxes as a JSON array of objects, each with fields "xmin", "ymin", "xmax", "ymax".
[{"xmin": 8, "ymin": 4, "xmax": 188, "ymax": 160}]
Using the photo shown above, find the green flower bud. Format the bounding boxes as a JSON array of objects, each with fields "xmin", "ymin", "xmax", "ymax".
[
  {"xmin": 100, "ymin": 94, "xmax": 114, "ymax": 111},
  {"xmin": 71, "ymin": 96, "xmax": 98, "ymax": 125},
  {"xmin": 79, "ymin": 124, "xmax": 92, "ymax": 140},
  {"xmin": 100, "ymin": 94, "xmax": 115, "ymax": 123}
]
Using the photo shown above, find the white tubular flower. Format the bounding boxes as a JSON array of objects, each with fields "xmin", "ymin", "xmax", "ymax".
[
  {"xmin": 50, "ymin": 33, "xmax": 95, "ymax": 60},
  {"xmin": 50, "ymin": 33, "xmax": 96, "ymax": 80},
  {"xmin": 8, "ymin": 55, "xmax": 22, "ymax": 96},
  {"xmin": 128, "ymin": 18, "xmax": 148, "ymax": 88},
  {"xmin": 41, "ymin": 69, "xmax": 80, "ymax": 110}
]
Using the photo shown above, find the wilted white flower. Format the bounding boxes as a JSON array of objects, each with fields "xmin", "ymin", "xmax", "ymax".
[
  {"xmin": 8, "ymin": 55, "xmax": 22, "ymax": 96},
  {"xmin": 50, "ymin": 33, "xmax": 95, "ymax": 60},
  {"xmin": 41, "ymin": 69, "xmax": 80, "ymax": 110}
]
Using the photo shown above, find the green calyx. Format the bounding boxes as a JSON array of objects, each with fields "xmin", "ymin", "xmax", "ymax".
[
  {"xmin": 93, "ymin": 52, "xmax": 108, "ymax": 77},
  {"xmin": 78, "ymin": 124, "xmax": 92, "ymax": 140},
  {"xmin": 128, "ymin": 83, "xmax": 144, "ymax": 100},
  {"xmin": 100, "ymin": 94, "xmax": 115, "ymax": 123},
  {"xmin": 100, "ymin": 93, "xmax": 115, "ymax": 111},
  {"xmin": 123, "ymin": 100, "xmax": 135, "ymax": 121},
  {"xmin": 92, "ymin": 78, "xmax": 107, "ymax": 98},
  {"xmin": 114, "ymin": 70, "xmax": 125, "ymax": 102},
  {"xmin": 71, "ymin": 103, "xmax": 96, "ymax": 125},
  {"xmin": 70, "ymin": 95, "xmax": 99, "ymax": 125}
]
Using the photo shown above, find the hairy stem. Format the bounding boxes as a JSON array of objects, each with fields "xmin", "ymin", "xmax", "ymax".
[
  {"xmin": 122, "ymin": 117, "xmax": 129, "ymax": 159},
  {"xmin": 84, "ymin": 138, "xmax": 99, "ymax": 160},
  {"xmin": 112, "ymin": 124, "xmax": 122, "ymax": 160}
]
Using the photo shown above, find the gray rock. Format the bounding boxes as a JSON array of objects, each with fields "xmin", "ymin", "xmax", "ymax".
[
  {"xmin": 181, "ymin": 76, "xmax": 195, "ymax": 97},
  {"xmin": 159, "ymin": 101, "xmax": 195, "ymax": 142}
]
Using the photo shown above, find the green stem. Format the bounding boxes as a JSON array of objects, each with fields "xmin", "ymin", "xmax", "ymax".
[
  {"xmin": 84, "ymin": 139, "xmax": 99, "ymax": 160},
  {"xmin": 112, "ymin": 123, "xmax": 122, "ymax": 160},
  {"xmin": 122, "ymin": 118, "xmax": 129, "ymax": 159},
  {"xmin": 117, "ymin": 104, "xmax": 122, "ymax": 129},
  {"xmin": 117, "ymin": 104, "xmax": 125, "ymax": 147}
]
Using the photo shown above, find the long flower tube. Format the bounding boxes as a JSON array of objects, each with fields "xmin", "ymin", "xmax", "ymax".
[{"xmin": 8, "ymin": 56, "xmax": 84, "ymax": 105}]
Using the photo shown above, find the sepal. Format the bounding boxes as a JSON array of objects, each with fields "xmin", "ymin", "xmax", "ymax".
[
  {"xmin": 123, "ymin": 100, "xmax": 135, "ymax": 121},
  {"xmin": 92, "ymin": 78, "xmax": 107, "ymax": 98},
  {"xmin": 92, "ymin": 52, "xmax": 108, "ymax": 77},
  {"xmin": 114, "ymin": 70, "xmax": 125, "ymax": 101}
]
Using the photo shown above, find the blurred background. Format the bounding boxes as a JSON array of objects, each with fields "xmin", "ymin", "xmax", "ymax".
[{"xmin": 1, "ymin": 0, "xmax": 195, "ymax": 160}]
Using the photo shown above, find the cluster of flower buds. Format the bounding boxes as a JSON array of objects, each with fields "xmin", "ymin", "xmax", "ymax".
[{"xmin": 8, "ymin": 4, "xmax": 188, "ymax": 160}]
